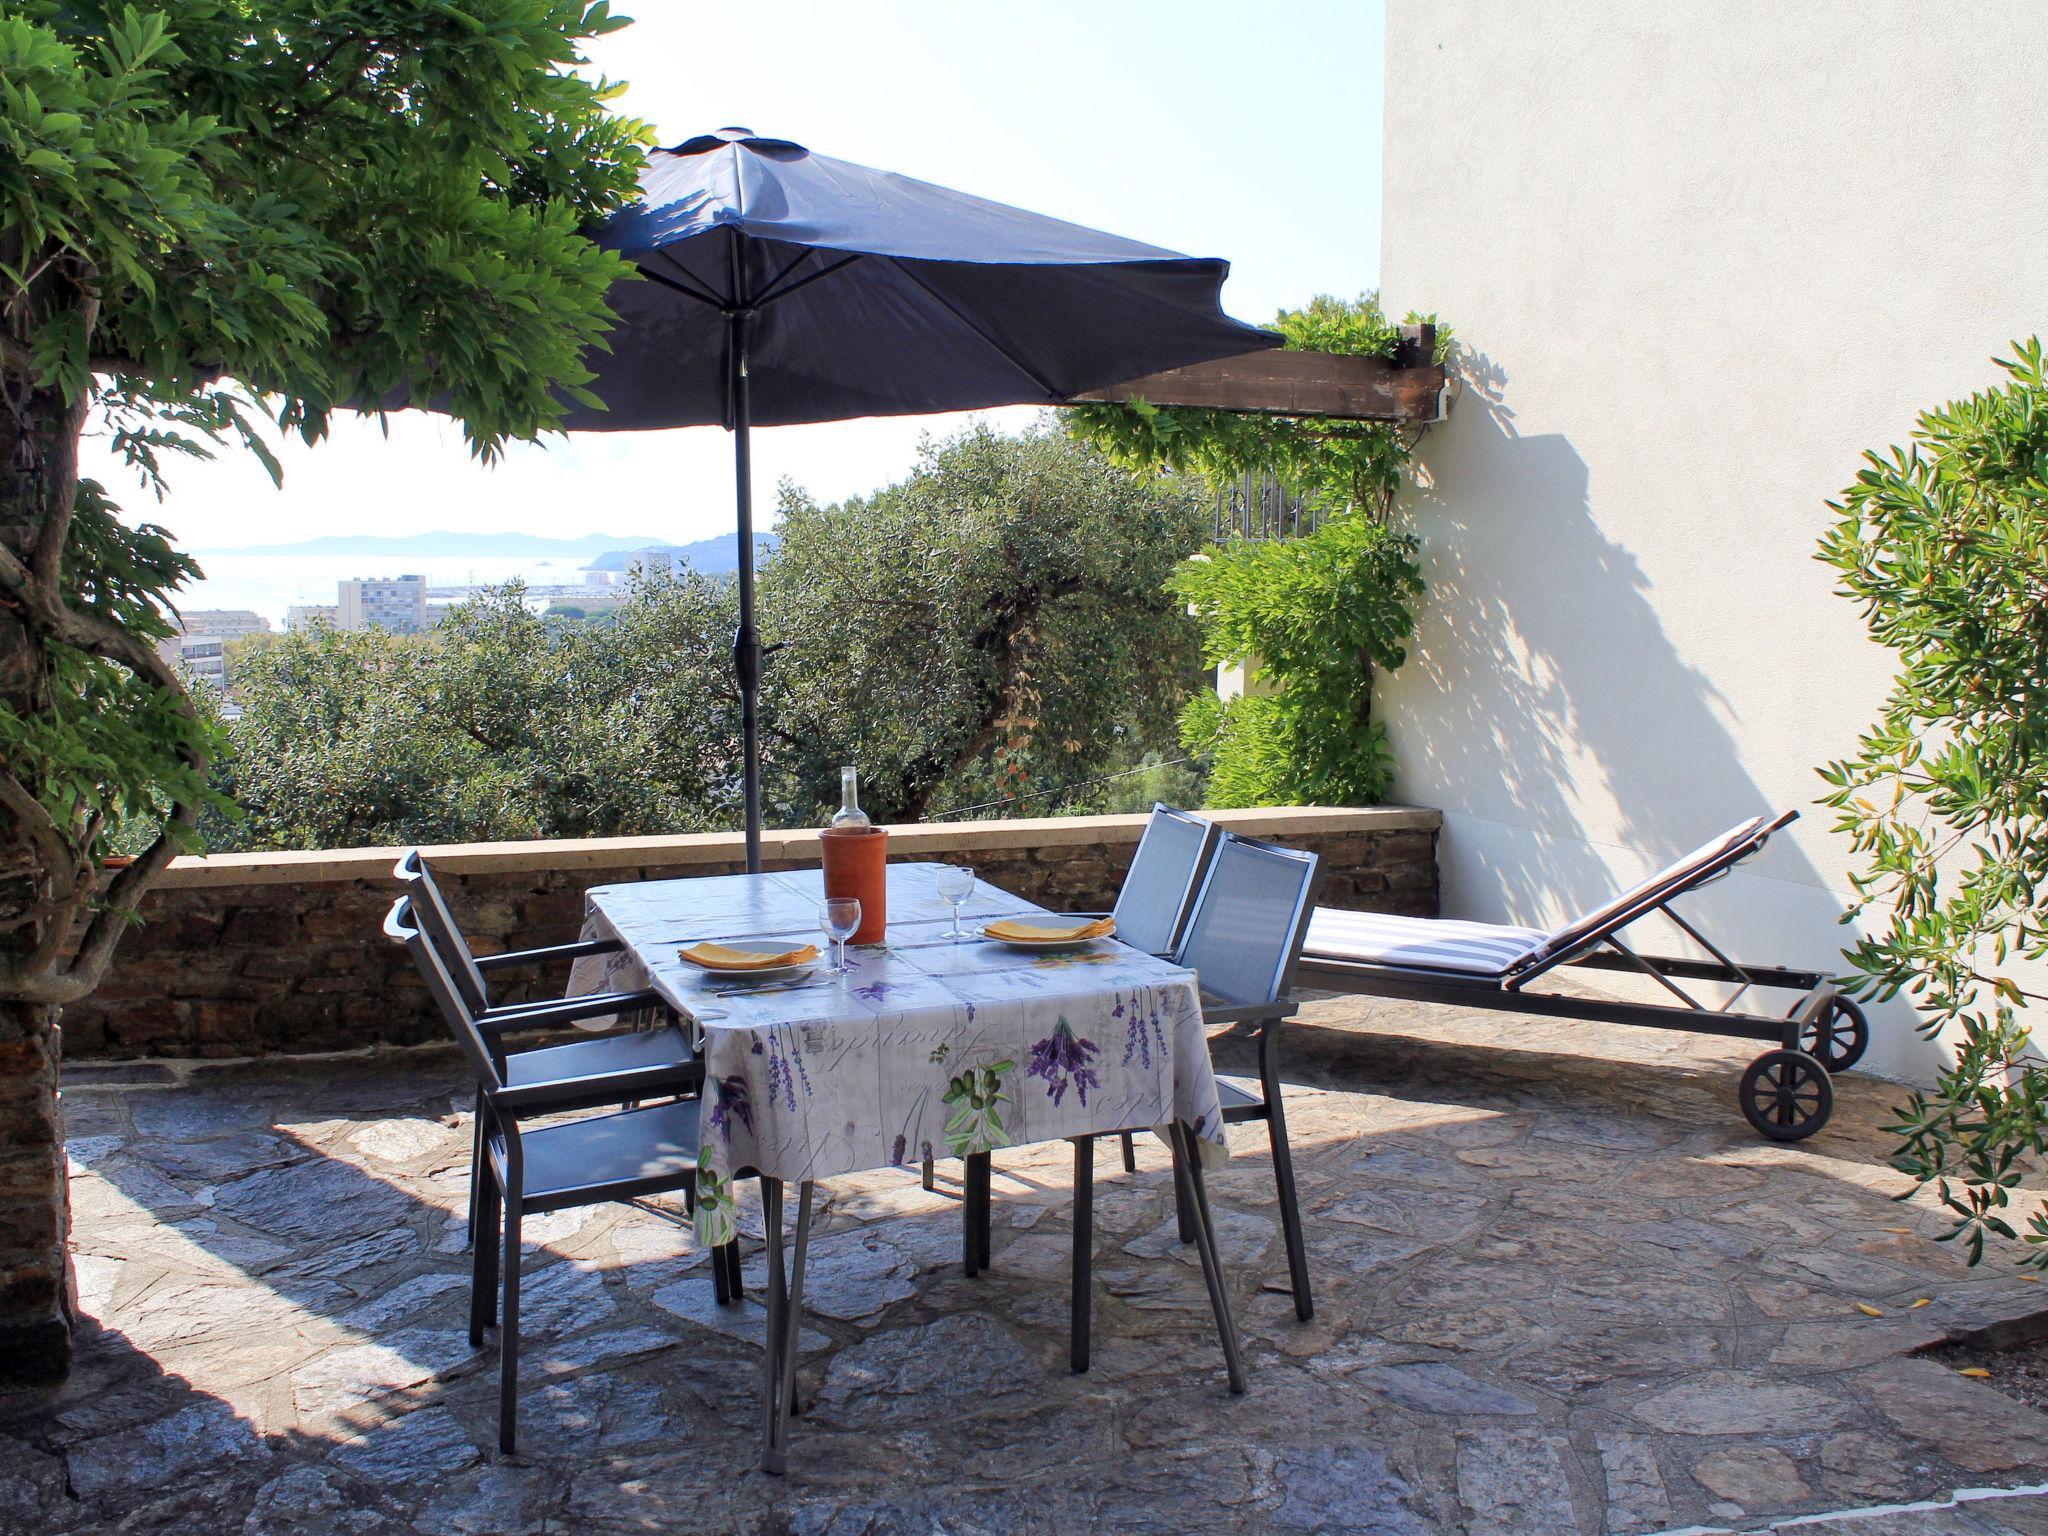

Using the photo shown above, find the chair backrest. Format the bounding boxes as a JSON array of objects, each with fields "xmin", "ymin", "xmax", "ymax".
[
  {"xmin": 1520, "ymin": 810, "xmax": 1793, "ymax": 972},
  {"xmin": 384, "ymin": 894, "xmax": 504, "ymax": 1098},
  {"xmin": 393, "ymin": 850, "xmax": 492, "ymax": 1014},
  {"xmin": 1112, "ymin": 804, "xmax": 1221, "ymax": 956},
  {"xmin": 1173, "ymin": 830, "xmax": 1323, "ymax": 1007}
]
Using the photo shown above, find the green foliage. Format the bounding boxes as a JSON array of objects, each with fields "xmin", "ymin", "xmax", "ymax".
[
  {"xmin": 1, "ymin": 1, "xmax": 645, "ymax": 447},
  {"xmin": 1068, "ymin": 292, "xmax": 1448, "ymax": 515},
  {"xmin": 1171, "ymin": 513, "xmax": 1423, "ymax": 807},
  {"xmin": 38, "ymin": 485, "xmax": 235, "ymax": 849},
  {"xmin": 764, "ymin": 421, "xmax": 1210, "ymax": 824},
  {"xmin": 221, "ymin": 571, "xmax": 739, "ymax": 849},
  {"xmin": 1069, "ymin": 293, "xmax": 1443, "ymax": 811},
  {"xmin": 0, "ymin": 3, "xmax": 648, "ymax": 1005},
  {"xmin": 208, "ymin": 424, "xmax": 1210, "ymax": 850},
  {"xmin": 942, "ymin": 1060, "xmax": 1015, "ymax": 1157},
  {"xmin": 1816, "ymin": 338, "xmax": 2048, "ymax": 1268}
]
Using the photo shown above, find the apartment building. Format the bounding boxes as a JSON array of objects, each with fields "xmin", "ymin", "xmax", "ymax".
[{"xmin": 337, "ymin": 574, "xmax": 429, "ymax": 633}]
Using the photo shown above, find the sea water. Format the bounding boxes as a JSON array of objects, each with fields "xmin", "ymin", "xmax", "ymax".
[{"xmin": 174, "ymin": 554, "xmax": 603, "ymax": 629}]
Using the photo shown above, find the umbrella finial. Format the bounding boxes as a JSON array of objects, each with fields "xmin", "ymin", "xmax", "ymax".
[{"xmin": 668, "ymin": 126, "xmax": 806, "ymax": 159}]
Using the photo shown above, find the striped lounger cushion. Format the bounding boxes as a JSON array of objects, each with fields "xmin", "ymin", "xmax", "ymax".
[{"xmin": 1302, "ymin": 909, "xmax": 1549, "ymax": 977}]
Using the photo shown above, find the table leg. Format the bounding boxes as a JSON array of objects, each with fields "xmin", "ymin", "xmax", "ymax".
[
  {"xmin": 782, "ymin": 1183, "xmax": 813, "ymax": 1426},
  {"xmin": 759, "ymin": 1178, "xmax": 814, "ymax": 1475},
  {"xmin": 974, "ymin": 1152, "xmax": 993, "ymax": 1272},
  {"xmin": 760, "ymin": 1178, "xmax": 785, "ymax": 1474},
  {"xmin": 1070, "ymin": 1136, "xmax": 1094, "ymax": 1374},
  {"xmin": 962, "ymin": 1152, "xmax": 986, "ymax": 1279},
  {"xmin": 1171, "ymin": 1122, "xmax": 1246, "ymax": 1395}
]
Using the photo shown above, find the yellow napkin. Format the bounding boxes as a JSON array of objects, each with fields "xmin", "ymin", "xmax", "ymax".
[
  {"xmin": 678, "ymin": 941, "xmax": 820, "ymax": 971},
  {"xmin": 982, "ymin": 916, "xmax": 1116, "ymax": 943}
]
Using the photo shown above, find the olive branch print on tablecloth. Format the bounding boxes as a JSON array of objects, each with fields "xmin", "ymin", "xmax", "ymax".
[
  {"xmin": 1027, "ymin": 1017, "xmax": 1100, "ymax": 1107},
  {"xmin": 942, "ymin": 1060, "xmax": 1016, "ymax": 1156},
  {"xmin": 694, "ymin": 1148, "xmax": 739, "ymax": 1247}
]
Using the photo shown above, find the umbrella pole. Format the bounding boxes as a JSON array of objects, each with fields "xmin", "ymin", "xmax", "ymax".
[{"xmin": 728, "ymin": 310, "xmax": 764, "ymax": 874}]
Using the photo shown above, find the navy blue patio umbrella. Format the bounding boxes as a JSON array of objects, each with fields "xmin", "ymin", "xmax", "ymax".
[{"xmin": 566, "ymin": 127, "xmax": 1280, "ymax": 870}]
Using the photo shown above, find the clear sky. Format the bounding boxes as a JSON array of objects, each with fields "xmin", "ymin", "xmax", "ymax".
[{"xmin": 94, "ymin": 1, "xmax": 1387, "ymax": 552}]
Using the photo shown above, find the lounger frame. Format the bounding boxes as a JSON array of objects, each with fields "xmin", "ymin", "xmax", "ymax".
[{"xmin": 1297, "ymin": 811, "xmax": 1866, "ymax": 1140}]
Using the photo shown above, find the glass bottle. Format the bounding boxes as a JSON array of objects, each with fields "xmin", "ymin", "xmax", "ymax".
[{"xmin": 829, "ymin": 765, "xmax": 871, "ymax": 831}]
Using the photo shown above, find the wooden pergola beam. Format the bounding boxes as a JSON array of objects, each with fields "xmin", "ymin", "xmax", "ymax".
[{"xmin": 1066, "ymin": 323, "xmax": 1445, "ymax": 423}]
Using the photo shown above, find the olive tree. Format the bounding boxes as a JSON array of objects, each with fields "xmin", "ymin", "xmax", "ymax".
[
  {"xmin": 762, "ymin": 422, "xmax": 1210, "ymax": 823},
  {"xmin": 0, "ymin": 1, "xmax": 646, "ymax": 1377},
  {"xmin": 1818, "ymin": 338, "xmax": 2048, "ymax": 1268}
]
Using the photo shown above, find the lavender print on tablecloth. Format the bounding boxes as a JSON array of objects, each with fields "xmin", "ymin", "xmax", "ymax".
[{"xmin": 1027, "ymin": 1018, "xmax": 1100, "ymax": 1107}]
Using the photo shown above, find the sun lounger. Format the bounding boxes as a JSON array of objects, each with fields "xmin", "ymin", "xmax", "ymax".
[{"xmin": 1296, "ymin": 811, "xmax": 1865, "ymax": 1140}]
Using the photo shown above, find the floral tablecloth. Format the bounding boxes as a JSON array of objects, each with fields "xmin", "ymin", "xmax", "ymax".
[{"xmin": 566, "ymin": 863, "xmax": 1227, "ymax": 1245}]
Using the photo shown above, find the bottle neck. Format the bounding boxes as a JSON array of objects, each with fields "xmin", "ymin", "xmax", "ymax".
[{"xmin": 840, "ymin": 768, "xmax": 860, "ymax": 813}]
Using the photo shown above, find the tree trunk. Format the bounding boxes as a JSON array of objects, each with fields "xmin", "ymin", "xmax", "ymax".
[
  {"xmin": 0, "ymin": 376, "xmax": 79, "ymax": 1381},
  {"xmin": 0, "ymin": 1000, "xmax": 71, "ymax": 1381}
]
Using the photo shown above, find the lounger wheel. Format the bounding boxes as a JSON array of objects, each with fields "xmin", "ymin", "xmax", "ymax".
[
  {"xmin": 1738, "ymin": 1049, "xmax": 1833, "ymax": 1142},
  {"xmin": 1792, "ymin": 994, "xmax": 1868, "ymax": 1073}
]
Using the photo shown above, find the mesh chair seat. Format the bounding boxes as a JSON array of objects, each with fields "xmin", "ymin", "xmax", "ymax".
[
  {"xmin": 1303, "ymin": 909, "xmax": 1548, "ymax": 976},
  {"xmin": 493, "ymin": 1098, "xmax": 703, "ymax": 1213},
  {"xmin": 1214, "ymin": 1075, "xmax": 1264, "ymax": 1117}
]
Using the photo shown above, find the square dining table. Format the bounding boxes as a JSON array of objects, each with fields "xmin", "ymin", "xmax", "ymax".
[{"xmin": 565, "ymin": 861, "xmax": 1244, "ymax": 1472}]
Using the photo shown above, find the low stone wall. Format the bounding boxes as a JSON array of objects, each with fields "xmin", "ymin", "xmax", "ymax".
[{"xmin": 60, "ymin": 806, "xmax": 1440, "ymax": 1060}]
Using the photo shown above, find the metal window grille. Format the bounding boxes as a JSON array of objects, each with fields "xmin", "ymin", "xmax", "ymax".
[{"xmin": 1212, "ymin": 470, "xmax": 1325, "ymax": 543}]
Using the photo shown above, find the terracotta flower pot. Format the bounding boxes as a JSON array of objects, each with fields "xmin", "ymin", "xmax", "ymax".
[{"xmin": 820, "ymin": 826, "xmax": 888, "ymax": 945}]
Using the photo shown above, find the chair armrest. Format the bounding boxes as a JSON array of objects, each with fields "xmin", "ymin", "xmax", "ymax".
[
  {"xmin": 478, "ymin": 988, "xmax": 669, "ymax": 1034},
  {"xmin": 498, "ymin": 1057, "xmax": 702, "ymax": 1113},
  {"xmin": 1197, "ymin": 993, "xmax": 1294, "ymax": 1029},
  {"xmin": 474, "ymin": 937, "xmax": 623, "ymax": 974}
]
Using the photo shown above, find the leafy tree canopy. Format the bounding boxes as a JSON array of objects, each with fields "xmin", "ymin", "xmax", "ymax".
[
  {"xmin": 211, "ymin": 423, "xmax": 1212, "ymax": 850},
  {"xmin": 0, "ymin": 2, "xmax": 648, "ymax": 1006},
  {"xmin": 764, "ymin": 421, "xmax": 1209, "ymax": 824},
  {"xmin": 1817, "ymin": 338, "xmax": 2048, "ymax": 1267}
]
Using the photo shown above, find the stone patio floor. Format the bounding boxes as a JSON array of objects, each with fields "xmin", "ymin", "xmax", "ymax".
[{"xmin": 5, "ymin": 993, "xmax": 2048, "ymax": 1535}]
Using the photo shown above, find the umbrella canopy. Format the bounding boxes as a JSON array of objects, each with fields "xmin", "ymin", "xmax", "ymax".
[
  {"xmin": 564, "ymin": 127, "xmax": 1280, "ymax": 431},
  {"xmin": 570, "ymin": 127, "xmax": 1280, "ymax": 868}
]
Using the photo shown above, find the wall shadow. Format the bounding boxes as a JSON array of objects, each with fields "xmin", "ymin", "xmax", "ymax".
[{"xmin": 1387, "ymin": 350, "xmax": 1832, "ymax": 931}]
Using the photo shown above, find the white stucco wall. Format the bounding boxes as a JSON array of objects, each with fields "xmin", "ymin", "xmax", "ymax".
[{"xmin": 1376, "ymin": 1, "xmax": 2048, "ymax": 1083}]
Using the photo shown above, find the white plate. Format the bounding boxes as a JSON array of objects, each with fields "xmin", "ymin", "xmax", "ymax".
[
  {"xmin": 981, "ymin": 929, "xmax": 1109, "ymax": 952},
  {"xmin": 681, "ymin": 951, "xmax": 817, "ymax": 985}
]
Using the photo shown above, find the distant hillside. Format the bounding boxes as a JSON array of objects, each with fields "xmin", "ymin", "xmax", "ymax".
[
  {"xmin": 201, "ymin": 530, "xmax": 665, "ymax": 558},
  {"xmin": 585, "ymin": 532, "xmax": 779, "ymax": 575}
]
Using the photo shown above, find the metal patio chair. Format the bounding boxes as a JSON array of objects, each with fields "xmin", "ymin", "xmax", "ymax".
[
  {"xmin": 387, "ymin": 895, "xmax": 706, "ymax": 1454},
  {"xmin": 395, "ymin": 850, "xmax": 665, "ymax": 1029},
  {"xmin": 1165, "ymin": 828, "xmax": 1324, "ymax": 1321},
  {"xmin": 1292, "ymin": 810, "xmax": 1867, "ymax": 1141},
  {"xmin": 1064, "ymin": 829, "xmax": 1322, "ymax": 1374},
  {"xmin": 927, "ymin": 803, "xmax": 1221, "ymax": 1198},
  {"xmin": 960, "ymin": 826, "xmax": 1323, "ymax": 1325},
  {"xmin": 1099, "ymin": 803, "xmax": 1223, "ymax": 958},
  {"xmin": 393, "ymin": 853, "xmax": 743, "ymax": 1293}
]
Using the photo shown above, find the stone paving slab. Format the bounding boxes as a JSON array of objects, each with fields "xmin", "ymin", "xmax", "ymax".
[{"xmin": 2, "ymin": 993, "xmax": 2045, "ymax": 1534}]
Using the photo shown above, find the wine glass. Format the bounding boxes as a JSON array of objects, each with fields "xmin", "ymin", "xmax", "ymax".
[
  {"xmin": 819, "ymin": 896, "xmax": 861, "ymax": 974},
  {"xmin": 935, "ymin": 864, "xmax": 976, "ymax": 942}
]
